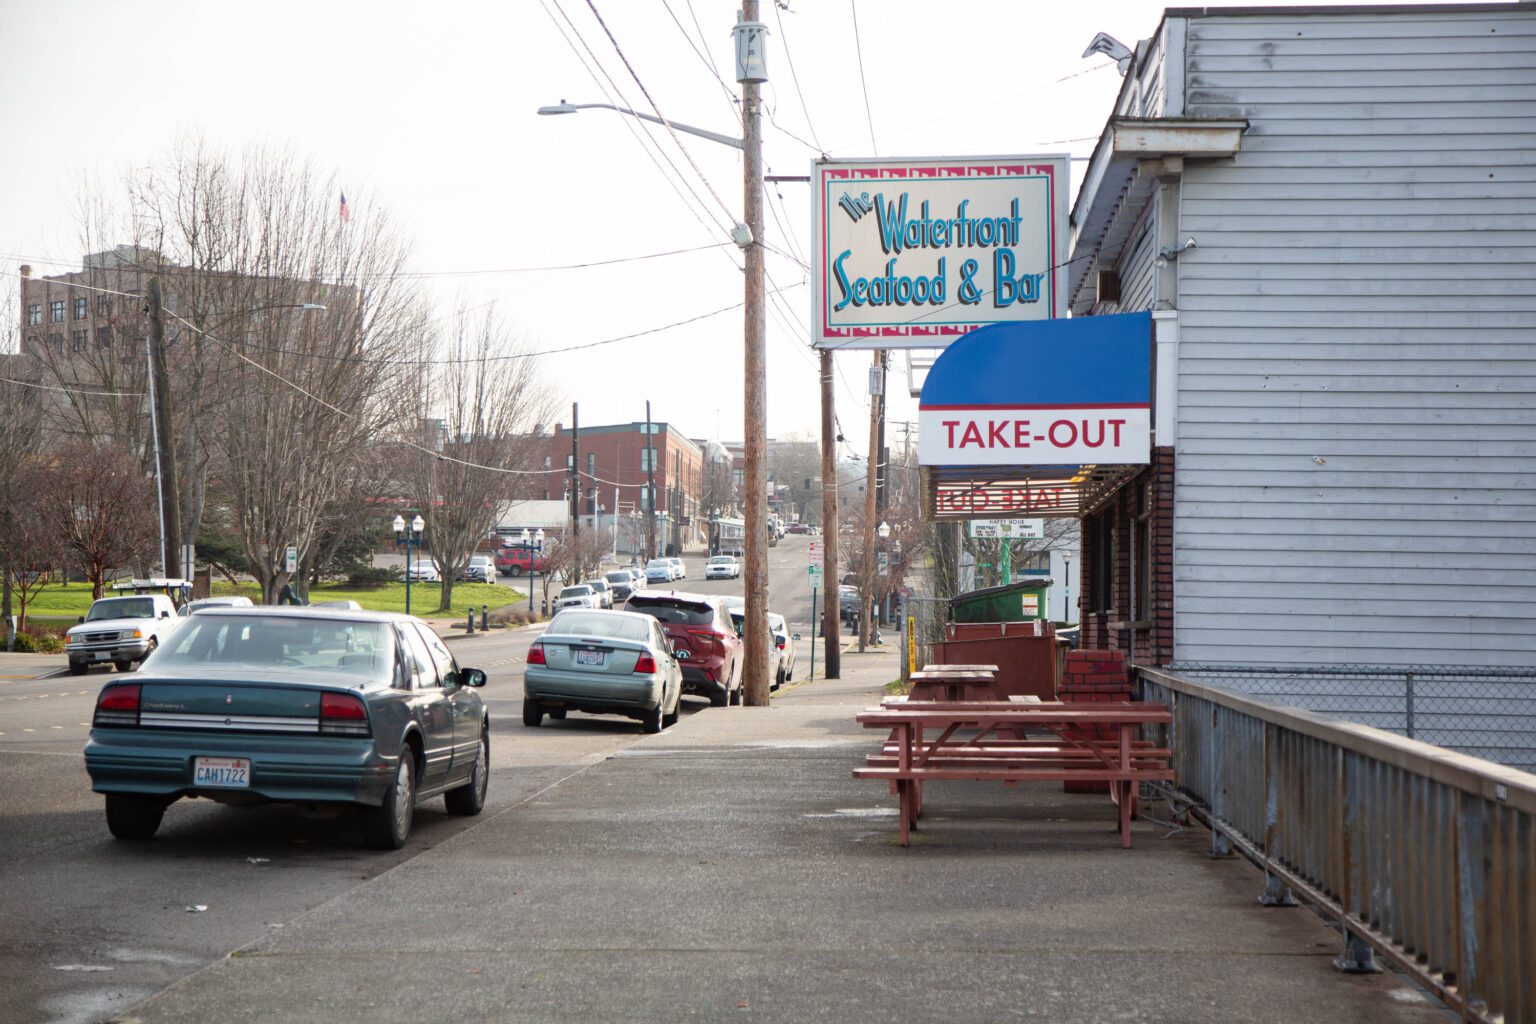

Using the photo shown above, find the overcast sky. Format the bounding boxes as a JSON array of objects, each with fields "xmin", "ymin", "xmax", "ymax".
[{"xmin": 0, "ymin": 0, "xmax": 1468, "ymax": 455}]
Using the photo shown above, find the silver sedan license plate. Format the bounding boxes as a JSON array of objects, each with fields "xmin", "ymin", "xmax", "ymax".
[
  {"xmin": 575, "ymin": 649, "xmax": 606, "ymax": 667},
  {"xmin": 194, "ymin": 756, "xmax": 251, "ymax": 788}
]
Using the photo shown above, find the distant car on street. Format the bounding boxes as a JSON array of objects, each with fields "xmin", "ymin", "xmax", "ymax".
[
  {"xmin": 838, "ymin": 585, "xmax": 861, "ymax": 625},
  {"xmin": 604, "ymin": 570, "xmax": 638, "ymax": 602},
  {"xmin": 66, "ymin": 591, "xmax": 187, "ymax": 675},
  {"xmin": 180, "ymin": 596, "xmax": 254, "ymax": 617},
  {"xmin": 457, "ymin": 555, "xmax": 496, "ymax": 584},
  {"xmin": 705, "ymin": 555, "xmax": 740, "ymax": 580},
  {"xmin": 624, "ymin": 591, "xmax": 742, "ymax": 707},
  {"xmin": 495, "ymin": 547, "xmax": 546, "ymax": 577},
  {"xmin": 645, "ymin": 558, "xmax": 677, "ymax": 583},
  {"xmin": 554, "ymin": 584, "xmax": 599, "ymax": 611},
  {"xmin": 521, "ymin": 608, "xmax": 683, "ymax": 733},
  {"xmin": 668, "ymin": 557, "xmax": 687, "ymax": 580},
  {"xmin": 580, "ymin": 578, "xmax": 615, "ymax": 609},
  {"xmin": 405, "ymin": 560, "xmax": 440, "ymax": 583},
  {"xmin": 727, "ymin": 607, "xmax": 797, "ymax": 690},
  {"xmin": 786, "ymin": 523, "xmax": 810, "ymax": 534}
]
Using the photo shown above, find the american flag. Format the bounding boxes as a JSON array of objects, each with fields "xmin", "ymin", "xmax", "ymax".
[{"xmin": 339, "ymin": 191, "xmax": 352, "ymax": 223}]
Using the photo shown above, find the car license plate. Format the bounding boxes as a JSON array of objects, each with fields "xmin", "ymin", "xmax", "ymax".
[
  {"xmin": 94, "ymin": 652, "xmax": 112, "ymax": 661},
  {"xmin": 575, "ymin": 649, "xmax": 606, "ymax": 667},
  {"xmin": 194, "ymin": 757, "xmax": 251, "ymax": 788}
]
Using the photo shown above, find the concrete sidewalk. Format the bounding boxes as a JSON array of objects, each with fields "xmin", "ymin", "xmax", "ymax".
[
  {"xmin": 0, "ymin": 652, "xmax": 69, "ymax": 681},
  {"xmin": 124, "ymin": 648, "xmax": 1444, "ymax": 1024}
]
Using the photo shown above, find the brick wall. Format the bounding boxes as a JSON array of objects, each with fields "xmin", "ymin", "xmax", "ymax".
[
  {"xmin": 1058, "ymin": 649, "xmax": 1132, "ymax": 793},
  {"xmin": 1077, "ymin": 446, "xmax": 1175, "ymax": 666}
]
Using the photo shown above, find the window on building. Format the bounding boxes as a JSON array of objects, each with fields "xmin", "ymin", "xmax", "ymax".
[
  {"xmin": 96, "ymin": 295, "xmax": 112, "ymax": 315},
  {"xmin": 73, "ymin": 296, "xmax": 88, "ymax": 320},
  {"xmin": 641, "ymin": 448, "xmax": 655, "ymax": 472},
  {"xmin": 50, "ymin": 300, "xmax": 65, "ymax": 322},
  {"xmin": 96, "ymin": 325, "xmax": 113, "ymax": 348},
  {"xmin": 27, "ymin": 304, "xmax": 41, "ymax": 325},
  {"xmin": 543, "ymin": 455, "xmax": 551, "ymax": 469},
  {"xmin": 1089, "ymin": 514, "xmax": 1114, "ymax": 614},
  {"xmin": 587, "ymin": 453, "xmax": 595, "ymax": 476},
  {"xmin": 566, "ymin": 454, "xmax": 574, "ymax": 469},
  {"xmin": 1131, "ymin": 518, "xmax": 1150, "ymax": 622},
  {"xmin": 48, "ymin": 332, "xmax": 64, "ymax": 354},
  {"xmin": 640, "ymin": 486, "xmax": 654, "ymax": 512},
  {"xmin": 72, "ymin": 330, "xmax": 87, "ymax": 352}
]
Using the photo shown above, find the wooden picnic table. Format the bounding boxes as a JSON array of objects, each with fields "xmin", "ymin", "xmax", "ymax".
[
  {"xmin": 854, "ymin": 701, "xmax": 1174, "ymax": 849},
  {"xmin": 907, "ymin": 664, "xmax": 999, "ymax": 702}
]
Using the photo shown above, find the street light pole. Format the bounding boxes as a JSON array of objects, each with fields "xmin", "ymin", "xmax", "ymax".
[{"xmin": 146, "ymin": 278, "xmax": 181, "ymax": 580}]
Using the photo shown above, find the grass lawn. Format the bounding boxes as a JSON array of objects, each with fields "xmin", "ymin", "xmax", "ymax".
[{"xmin": 13, "ymin": 579, "xmax": 527, "ymax": 623}]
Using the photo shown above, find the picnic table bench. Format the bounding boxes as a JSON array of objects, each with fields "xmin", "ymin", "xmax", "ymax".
[{"xmin": 854, "ymin": 701, "xmax": 1174, "ymax": 848}]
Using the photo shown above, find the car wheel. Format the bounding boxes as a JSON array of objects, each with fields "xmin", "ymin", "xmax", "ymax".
[
  {"xmin": 105, "ymin": 793, "xmax": 168, "ymax": 841},
  {"xmin": 508, "ymin": 566, "xmax": 523, "ymax": 577},
  {"xmin": 709, "ymin": 685, "xmax": 728, "ymax": 708},
  {"xmin": 522, "ymin": 699, "xmax": 545, "ymax": 727},
  {"xmin": 772, "ymin": 668, "xmax": 783, "ymax": 692},
  {"xmin": 641, "ymin": 701, "xmax": 662, "ymax": 734},
  {"xmin": 729, "ymin": 679, "xmax": 743, "ymax": 705},
  {"xmin": 365, "ymin": 751, "xmax": 416, "ymax": 850},
  {"xmin": 662, "ymin": 688, "xmax": 680, "ymax": 728},
  {"xmin": 68, "ymin": 661, "xmax": 87, "ymax": 676},
  {"xmin": 113, "ymin": 660, "xmax": 133, "ymax": 673},
  {"xmin": 444, "ymin": 730, "xmax": 488, "ymax": 816}
]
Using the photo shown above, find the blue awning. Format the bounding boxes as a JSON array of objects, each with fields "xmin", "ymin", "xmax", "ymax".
[{"xmin": 917, "ymin": 312, "xmax": 1153, "ymax": 521}]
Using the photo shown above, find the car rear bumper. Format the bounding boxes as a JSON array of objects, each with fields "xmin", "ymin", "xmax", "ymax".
[
  {"xmin": 84, "ymin": 729, "xmax": 395, "ymax": 806},
  {"xmin": 524, "ymin": 668, "xmax": 664, "ymax": 716}
]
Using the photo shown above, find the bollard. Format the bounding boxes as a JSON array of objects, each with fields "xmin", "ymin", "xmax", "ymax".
[
  {"xmin": 481, "ymin": 605, "xmax": 489, "ymax": 631},
  {"xmin": 466, "ymin": 609, "xmax": 475, "ymax": 635}
]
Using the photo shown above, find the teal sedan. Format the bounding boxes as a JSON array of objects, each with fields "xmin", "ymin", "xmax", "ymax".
[{"xmin": 84, "ymin": 607, "xmax": 489, "ymax": 849}]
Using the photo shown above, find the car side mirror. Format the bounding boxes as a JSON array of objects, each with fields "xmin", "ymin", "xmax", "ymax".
[
  {"xmin": 792, "ymin": 633, "xmax": 802, "ymax": 641},
  {"xmin": 461, "ymin": 667, "xmax": 487, "ymax": 688},
  {"xmin": 78, "ymin": 616, "xmax": 85, "ymax": 624},
  {"xmin": 160, "ymin": 611, "xmax": 170, "ymax": 619}
]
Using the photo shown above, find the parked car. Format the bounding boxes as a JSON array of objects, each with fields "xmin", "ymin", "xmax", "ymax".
[
  {"xmin": 457, "ymin": 555, "xmax": 496, "ymax": 584},
  {"xmin": 623, "ymin": 591, "xmax": 742, "ymax": 707},
  {"xmin": 66, "ymin": 592, "xmax": 186, "ymax": 675},
  {"xmin": 645, "ymin": 558, "xmax": 676, "ymax": 584},
  {"xmin": 626, "ymin": 567, "xmax": 648, "ymax": 590},
  {"xmin": 310, "ymin": 599, "xmax": 364, "ymax": 610},
  {"xmin": 668, "ymin": 557, "xmax": 687, "ymax": 579},
  {"xmin": 581, "ymin": 578, "xmax": 615, "ymax": 609},
  {"xmin": 705, "ymin": 555, "xmax": 740, "ymax": 580},
  {"xmin": 604, "ymin": 570, "xmax": 638, "ymax": 602},
  {"xmin": 725, "ymin": 608, "xmax": 797, "ymax": 691},
  {"xmin": 787, "ymin": 523, "xmax": 810, "ymax": 535},
  {"xmin": 554, "ymin": 584, "xmax": 599, "ymax": 611},
  {"xmin": 495, "ymin": 547, "xmax": 547, "ymax": 577},
  {"xmin": 405, "ymin": 559, "xmax": 440, "ymax": 582},
  {"xmin": 522, "ymin": 609, "xmax": 683, "ymax": 733},
  {"xmin": 82, "ymin": 607, "xmax": 489, "ymax": 849},
  {"xmin": 180, "ymin": 596, "xmax": 254, "ymax": 617}
]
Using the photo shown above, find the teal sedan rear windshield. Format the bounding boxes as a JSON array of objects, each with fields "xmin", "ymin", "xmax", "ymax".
[{"xmin": 154, "ymin": 615, "xmax": 395, "ymax": 683}]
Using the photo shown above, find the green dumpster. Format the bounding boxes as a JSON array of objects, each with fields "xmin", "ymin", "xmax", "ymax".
[{"xmin": 949, "ymin": 578, "xmax": 1052, "ymax": 624}]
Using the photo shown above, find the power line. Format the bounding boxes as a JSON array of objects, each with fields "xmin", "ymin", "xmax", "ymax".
[
  {"xmin": 0, "ymin": 374, "xmax": 143, "ymax": 397},
  {"xmin": 848, "ymin": 0, "xmax": 879, "ymax": 157},
  {"xmin": 659, "ymin": 0, "xmax": 740, "ymax": 123},
  {"xmin": 771, "ymin": 0, "xmax": 827, "ymax": 155}
]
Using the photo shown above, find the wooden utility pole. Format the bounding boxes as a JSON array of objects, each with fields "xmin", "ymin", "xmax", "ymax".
[
  {"xmin": 569, "ymin": 403, "xmax": 580, "ymax": 538},
  {"xmin": 740, "ymin": 0, "xmax": 771, "ymax": 706},
  {"xmin": 819, "ymin": 348, "xmax": 840, "ymax": 678},
  {"xmin": 859, "ymin": 350, "xmax": 884, "ymax": 651},
  {"xmin": 146, "ymin": 277, "xmax": 181, "ymax": 580}
]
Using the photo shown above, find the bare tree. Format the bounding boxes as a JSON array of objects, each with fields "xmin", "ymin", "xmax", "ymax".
[
  {"xmin": 0, "ymin": 459, "xmax": 65, "ymax": 635},
  {"xmin": 405, "ymin": 307, "xmax": 559, "ymax": 612},
  {"xmin": 40, "ymin": 444, "xmax": 158, "ymax": 598}
]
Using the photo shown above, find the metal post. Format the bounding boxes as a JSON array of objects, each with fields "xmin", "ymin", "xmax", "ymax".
[
  {"xmin": 404, "ymin": 540, "xmax": 411, "ymax": 617},
  {"xmin": 466, "ymin": 609, "xmax": 475, "ymax": 634},
  {"xmin": 569, "ymin": 403, "xmax": 580, "ymax": 538},
  {"xmin": 809, "ymin": 588, "xmax": 817, "ymax": 682},
  {"xmin": 481, "ymin": 605, "xmax": 489, "ymax": 631},
  {"xmin": 1405, "ymin": 672, "xmax": 1416, "ymax": 739}
]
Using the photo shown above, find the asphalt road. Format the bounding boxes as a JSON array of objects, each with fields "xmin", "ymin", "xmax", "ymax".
[{"xmin": 0, "ymin": 537, "xmax": 839, "ymax": 1024}]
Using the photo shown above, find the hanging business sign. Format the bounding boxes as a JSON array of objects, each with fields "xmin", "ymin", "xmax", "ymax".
[
  {"xmin": 967, "ymin": 519, "xmax": 1045, "ymax": 540},
  {"xmin": 812, "ymin": 155, "xmax": 1069, "ymax": 350},
  {"xmin": 919, "ymin": 311, "xmax": 1153, "ymax": 468}
]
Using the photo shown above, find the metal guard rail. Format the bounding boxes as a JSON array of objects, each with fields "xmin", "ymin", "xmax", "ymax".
[{"xmin": 1138, "ymin": 667, "xmax": 1535, "ymax": 1024}]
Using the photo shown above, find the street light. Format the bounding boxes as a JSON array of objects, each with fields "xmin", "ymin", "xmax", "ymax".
[
  {"xmin": 514, "ymin": 527, "xmax": 545, "ymax": 614},
  {"xmin": 392, "ymin": 514, "xmax": 425, "ymax": 615},
  {"xmin": 1063, "ymin": 555, "xmax": 1073, "ymax": 625},
  {"xmin": 536, "ymin": 6, "xmax": 771, "ymax": 705}
]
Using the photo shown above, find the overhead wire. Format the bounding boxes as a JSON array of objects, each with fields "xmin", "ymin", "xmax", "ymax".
[
  {"xmin": 848, "ymin": 0, "xmax": 879, "ymax": 157},
  {"xmin": 771, "ymin": 0, "xmax": 827, "ymax": 156},
  {"xmin": 659, "ymin": 0, "xmax": 741, "ymax": 123}
]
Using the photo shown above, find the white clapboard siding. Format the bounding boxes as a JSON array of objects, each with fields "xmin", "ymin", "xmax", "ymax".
[{"xmin": 1170, "ymin": 8, "xmax": 1536, "ymax": 667}]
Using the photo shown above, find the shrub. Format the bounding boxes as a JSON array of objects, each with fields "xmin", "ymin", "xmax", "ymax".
[
  {"xmin": 13, "ymin": 630, "xmax": 64, "ymax": 654},
  {"xmin": 345, "ymin": 566, "xmax": 401, "ymax": 589}
]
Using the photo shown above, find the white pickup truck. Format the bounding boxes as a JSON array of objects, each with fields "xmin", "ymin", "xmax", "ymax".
[{"xmin": 65, "ymin": 590, "xmax": 185, "ymax": 675}]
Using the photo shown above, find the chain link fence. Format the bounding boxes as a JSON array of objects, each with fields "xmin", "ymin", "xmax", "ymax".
[
  {"xmin": 903, "ymin": 595, "xmax": 950, "ymax": 672},
  {"xmin": 1162, "ymin": 663, "xmax": 1536, "ymax": 773}
]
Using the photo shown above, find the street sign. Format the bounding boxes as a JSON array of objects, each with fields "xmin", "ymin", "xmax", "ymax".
[
  {"xmin": 808, "ymin": 564, "xmax": 823, "ymax": 590},
  {"xmin": 967, "ymin": 518, "xmax": 1045, "ymax": 540},
  {"xmin": 284, "ymin": 545, "xmax": 298, "ymax": 573},
  {"xmin": 807, "ymin": 540, "xmax": 823, "ymax": 566},
  {"xmin": 877, "ymin": 551, "xmax": 889, "ymax": 576}
]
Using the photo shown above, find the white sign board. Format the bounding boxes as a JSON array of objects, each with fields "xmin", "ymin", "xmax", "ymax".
[
  {"xmin": 812, "ymin": 155, "xmax": 1070, "ymax": 349},
  {"xmin": 920, "ymin": 407, "xmax": 1151, "ymax": 467},
  {"xmin": 967, "ymin": 519, "xmax": 1046, "ymax": 540},
  {"xmin": 284, "ymin": 545, "xmax": 298, "ymax": 574},
  {"xmin": 808, "ymin": 564, "xmax": 823, "ymax": 590},
  {"xmin": 807, "ymin": 540, "xmax": 823, "ymax": 566}
]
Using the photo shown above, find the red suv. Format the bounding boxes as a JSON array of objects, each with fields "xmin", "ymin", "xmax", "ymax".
[
  {"xmin": 495, "ymin": 547, "xmax": 547, "ymax": 577},
  {"xmin": 624, "ymin": 592, "xmax": 742, "ymax": 706}
]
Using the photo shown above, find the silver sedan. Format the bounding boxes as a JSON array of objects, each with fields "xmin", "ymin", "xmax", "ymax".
[{"xmin": 522, "ymin": 609, "xmax": 684, "ymax": 733}]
